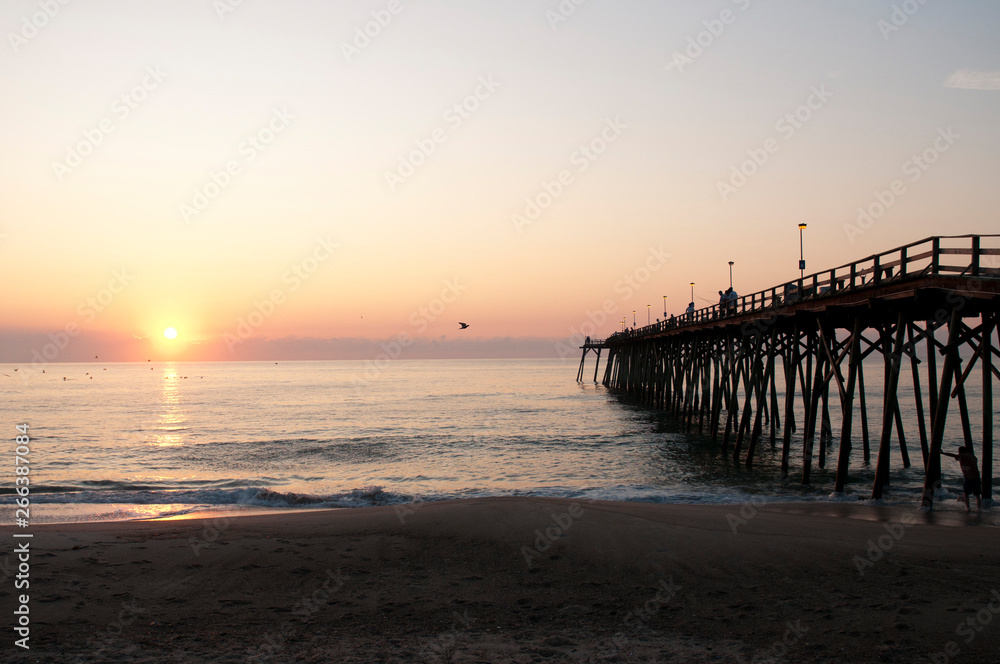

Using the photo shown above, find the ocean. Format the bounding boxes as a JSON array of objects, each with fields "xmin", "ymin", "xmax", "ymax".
[{"xmin": 1, "ymin": 358, "xmax": 995, "ymax": 523}]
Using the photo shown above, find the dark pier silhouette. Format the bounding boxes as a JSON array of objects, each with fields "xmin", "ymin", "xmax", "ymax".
[{"xmin": 578, "ymin": 235, "xmax": 1000, "ymax": 508}]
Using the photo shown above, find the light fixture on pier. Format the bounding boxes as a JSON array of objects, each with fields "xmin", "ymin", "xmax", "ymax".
[
  {"xmin": 662, "ymin": 295, "xmax": 667, "ymax": 318},
  {"xmin": 690, "ymin": 282, "xmax": 695, "ymax": 303},
  {"xmin": 632, "ymin": 310, "xmax": 636, "ymax": 327},
  {"xmin": 728, "ymin": 261, "xmax": 734, "ymax": 289},
  {"xmin": 647, "ymin": 304, "xmax": 650, "ymax": 325},
  {"xmin": 798, "ymin": 223, "xmax": 808, "ymax": 279}
]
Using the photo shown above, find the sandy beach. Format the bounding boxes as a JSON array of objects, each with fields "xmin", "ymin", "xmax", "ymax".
[{"xmin": 3, "ymin": 498, "xmax": 999, "ymax": 663}]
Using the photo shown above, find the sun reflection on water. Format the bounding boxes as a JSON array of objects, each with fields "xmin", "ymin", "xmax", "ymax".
[{"xmin": 153, "ymin": 364, "xmax": 186, "ymax": 447}]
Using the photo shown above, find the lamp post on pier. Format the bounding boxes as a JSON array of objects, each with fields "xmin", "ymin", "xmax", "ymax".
[
  {"xmin": 690, "ymin": 282, "xmax": 694, "ymax": 303},
  {"xmin": 728, "ymin": 261, "xmax": 734, "ymax": 289},
  {"xmin": 662, "ymin": 295, "xmax": 667, "ymax": 318},
  {"xmin": 798, "ymin": 223, "xmax": 807, "ymax": 279},
  {"xmin": 632, "ymin": 310, "xmax": 636, "ymax": 327},
  {"xmin": 647, "ymin": 304, "xmax": 650, "ymax": 325}
]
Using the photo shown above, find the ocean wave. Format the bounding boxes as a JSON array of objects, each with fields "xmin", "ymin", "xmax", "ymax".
[
  {"xmin": 0, "ymin": 485, "xmax": 414, "ymax": 508},
  {"xmin": 0, "ymin": 481, "xmax": 941, "ymax": 517}
]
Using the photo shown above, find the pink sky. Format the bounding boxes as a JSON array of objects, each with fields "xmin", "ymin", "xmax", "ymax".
[{"xmin": 2, "ymin": 1, "xmax": 998, "ymax": 362}]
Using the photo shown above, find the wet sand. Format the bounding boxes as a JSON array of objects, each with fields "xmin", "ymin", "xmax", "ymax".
[{"xmin": 3, "ymin": 497, "xmax": 999, "ymax": 663}]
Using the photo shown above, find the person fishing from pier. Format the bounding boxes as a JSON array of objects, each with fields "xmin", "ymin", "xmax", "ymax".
[
  {"xmin": 942, "ymin": 446, "xmax": 982, "ymax": 512},
  {"xmin": 726, "ymin": 287, "xmax": 739, "ymax": 314}
]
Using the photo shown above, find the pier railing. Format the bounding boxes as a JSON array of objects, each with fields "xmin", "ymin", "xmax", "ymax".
[{"xmin": 609, "ymin": 234, "xmax": 1000, "ymax": 341}]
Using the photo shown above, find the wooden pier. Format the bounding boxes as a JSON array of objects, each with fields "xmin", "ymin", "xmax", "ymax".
[{"xmin": 577, "ymin": 235, "xmax": 1000, "ymax": 508}]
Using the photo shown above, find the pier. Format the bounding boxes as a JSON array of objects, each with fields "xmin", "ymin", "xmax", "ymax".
[{"xmin": 577, "ymin": 235, "xmax": 1000, "ymax": 507}]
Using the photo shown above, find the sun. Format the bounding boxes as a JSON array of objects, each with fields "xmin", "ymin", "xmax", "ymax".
[{"xmin": 163, "ymin": 327, "xmax": 178, "ymax": 340}]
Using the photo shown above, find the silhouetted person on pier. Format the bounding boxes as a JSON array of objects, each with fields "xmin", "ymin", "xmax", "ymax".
[
  {"xmin": 685, "ymin": 302, "xmax": 695, "ymax": 320},
  {"xmin": 718, "ymin": 291, "xmax": 726, "ymax": 317},
  {"xmin": 943, "ymin": 447, "xmax": 981, "ymax": 511},
  {"xmin": 726, "ymin": 288, "xmax": 738, "ymax": 314}
]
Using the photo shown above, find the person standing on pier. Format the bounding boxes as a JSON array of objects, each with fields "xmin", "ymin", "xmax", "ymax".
[
  {"xmin": 685, "ymin": 302, "xmax": 695, "ymax": 320},
  {"xmin": 942, "ymin": 447, "xmax": 982, "ymax": 512}
]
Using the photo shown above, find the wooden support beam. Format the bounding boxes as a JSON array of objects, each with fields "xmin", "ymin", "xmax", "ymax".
[
  {"xmin": 746, "ymin": 329, "xmax": 776, "ymax": 467},
  {"xmin": 922, "ymin": 308, "xmax": 961, "ymax": 510},
  {"xmin": 802, "ymin": 331, "xmax": 826, "ymax": 485},
  {"xmin": 781, "ymin": 324, "xmax": 800, "ymax": 479},
  {"xmin": 769, "ymin": 336, "xmax": 781, "ymax": 446},
  {"xmin": 734, "ymin": 333, "xmax": 764, "ymax": 463},
  {"xmin": 926, "ymin": 320, "xmax": 939, "ymax": 427},
  {"xmin": 857, "ymin": 351, "xmax": 871, "ymax": 465},
  {"xmin": 953, "ymin": 359, "xmax": 975, "ymax": 453},
  {"xmin": 723, "ymin": 340, "xmax": 749, "ymax": 451},
  {"xmin": 816, "ymin": 323, "xmax": 847, "ymax": 470},
  {"xmin": 835, "ymin": 318, "xmax": 863, "ymax": 493},
  {"xmin": 710, "ymin": 337, "xmax": 729, "ymax": 440},
  {"xmin": 872, "ymin": 313, "xmax": 905, "ymax": 500},
  {"xmin": 984, "ymin": 315, "xmax": 996, "ymax": 502},
  {"xmin": 907, "ymin": 323, "xmax": 930, "ymax": 468}
]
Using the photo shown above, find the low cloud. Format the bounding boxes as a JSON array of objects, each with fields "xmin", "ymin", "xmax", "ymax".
[
  {"xmin": 0, "ymin": 330, "xmax": 568, "ymax": 363},
  {"xmin": 944, "ymin": 69, "xmax": 1000, "ymax": 91}
]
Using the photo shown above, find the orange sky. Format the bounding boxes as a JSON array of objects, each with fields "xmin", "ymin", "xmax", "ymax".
[{"xmin": 2, "ymin": 1, "xmax": 999, "ymax": 362}]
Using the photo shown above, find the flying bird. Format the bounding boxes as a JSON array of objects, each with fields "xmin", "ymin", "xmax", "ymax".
[{"xmin": 458, "ymin": 322, "xmax": 470, "ymax": 330}]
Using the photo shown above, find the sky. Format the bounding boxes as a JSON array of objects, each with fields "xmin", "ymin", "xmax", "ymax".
[{"xmin": 2, "ymin": 0, "xmax": 999, "ymax": 363}]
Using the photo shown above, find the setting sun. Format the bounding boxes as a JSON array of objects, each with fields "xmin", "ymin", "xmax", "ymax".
[{"xmin": 163, "ymin": 327, "xmax": 178, "ymax": 340}]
